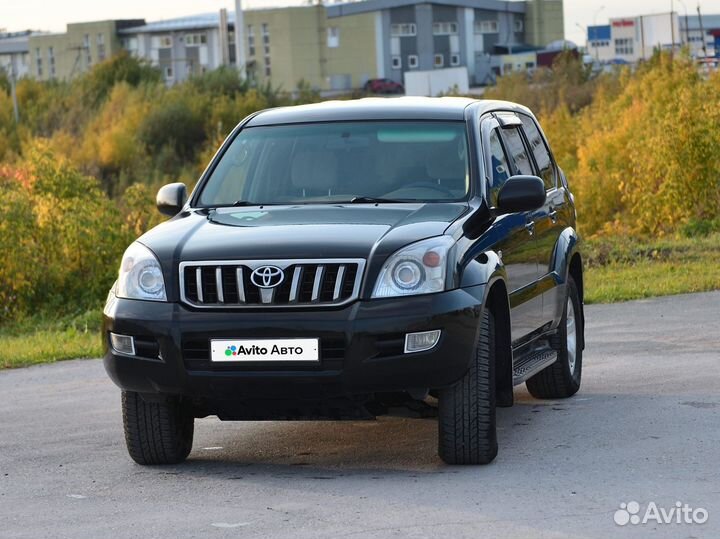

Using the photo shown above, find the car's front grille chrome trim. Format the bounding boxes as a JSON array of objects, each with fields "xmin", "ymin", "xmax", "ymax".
[
  {"xmin": 179, "ymin": 258, "xmax": 365, "ymax": 309},
  {"xmin": 333, "ymin": 265, "xmax": 346, "ymax": 301}
]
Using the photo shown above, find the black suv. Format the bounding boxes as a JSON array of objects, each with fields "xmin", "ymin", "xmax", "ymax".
[{"xmin": 103, "ymin": 97, "xmax": 584, "ymax": 466}]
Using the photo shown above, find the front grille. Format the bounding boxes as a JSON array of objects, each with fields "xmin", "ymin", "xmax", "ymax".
[{"xmin": 179, "ymin": 259, "xmax": 365, "ymax": 308}]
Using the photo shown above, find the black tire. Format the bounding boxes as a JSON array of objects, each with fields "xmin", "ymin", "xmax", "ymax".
[
  {"xmin": 438, "ymin": 309, "xmax": 498, "ymax": 465},
  {"xmin": 122, "ymin": 391, "xmax": 194, "ymax": 465},
  {"xmin": 526, "ymin": 276, "xmax": 583, "ymax": 399}
]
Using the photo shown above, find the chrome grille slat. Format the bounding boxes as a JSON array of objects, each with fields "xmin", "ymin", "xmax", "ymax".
[
  {"xmin": 235, "ymin": 267, "xmax": 245, "ymax": 302},
  {"xmin": 195, "ymin": 268, "xmax": 204, "ymax": 303},
  {"xmin": 333, "ymin": 265, "xmax": 345, "ymax": 301},
  {"xmin": 180, "ymin": 259, "xmax": 365, "ymax": 309},
  {"xmin": 311, "ymin": 266, "xmax": 324, "ymax": 302},
  {"xmin": 215, "ymin": 268, "xmax": 224, "ymax": 303},
  {"xmin": 289, "ymin": 267, "xmax": 302, "ymax": 303}
]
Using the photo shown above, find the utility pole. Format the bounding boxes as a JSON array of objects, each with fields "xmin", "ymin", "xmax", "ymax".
[
  {"xmin": 676, "ymin": 0, "xmax": 689, "ymax": 46},
  {"xmin": 697, "ymin": 3, "xmax": 708, "ymax": 60},
  {"xmin": 671, "ymin": 0, "xmax": 676, "ymax": 51},
  {"xmin": 8, "ymin": 64, "xmax": 19, "ymax": 124},
  {"xmin": 234, "ymin": 0, "xmax": 246, "ymax": 79}
]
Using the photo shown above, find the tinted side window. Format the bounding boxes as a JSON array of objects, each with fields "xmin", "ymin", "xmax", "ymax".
[
  {"xmin": 488, "ymin": 129, "xmax": 510, "ymax": 207},
  {"xmin": 521, "ymin": 115, "xmax": 556, "ymax": 190},
  {"xmin": 501, "ymin": 127, "xmax": 533, "ymax": 176}
]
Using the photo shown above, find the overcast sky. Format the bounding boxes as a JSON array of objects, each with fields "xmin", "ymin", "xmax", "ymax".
[{"xmin": 3, "ymin": 0, "xmax": 720, "ymax": 45}]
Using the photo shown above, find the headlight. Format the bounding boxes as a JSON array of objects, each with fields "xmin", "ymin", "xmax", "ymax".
[
  {"xmin": 372, "ymin": 236, "xmax": 454, "ymax": 298},
  {"xmin": 116, "ymin": 242, "xmax": 167, "ymax": 301}
]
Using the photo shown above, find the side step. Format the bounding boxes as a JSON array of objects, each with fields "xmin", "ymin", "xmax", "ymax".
[{"xmin": 512, "ymin": 348, "xmax": 557, "ymax": 385}]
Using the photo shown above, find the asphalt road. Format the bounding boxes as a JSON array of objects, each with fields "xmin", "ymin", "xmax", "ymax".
[{"xmin": 1, "ymin": 292, "xmax": 719, "ymax": 539}]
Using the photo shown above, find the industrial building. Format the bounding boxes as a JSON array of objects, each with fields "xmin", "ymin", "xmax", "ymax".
[
  {"xmin": 587, "ymin": 11, "xmax": 719, "ymax": 63},
  {"xmin": 9, "ymin": 0, "xmax": 563, "ymax": 91}
]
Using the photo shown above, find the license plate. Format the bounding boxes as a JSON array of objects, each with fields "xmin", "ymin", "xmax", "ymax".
[{"xmin": 210, "ymin": 338, "xmax": 320, "ymax": 362}]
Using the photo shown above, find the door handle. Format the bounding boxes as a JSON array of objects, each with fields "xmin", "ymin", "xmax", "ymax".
[
  {"xmin": 548, "ymin": 208, "xmax": 558, "ymax": 223},
  {"xmin": 525, "ymin": 221, "xmax": 535, "ymax": 235}
]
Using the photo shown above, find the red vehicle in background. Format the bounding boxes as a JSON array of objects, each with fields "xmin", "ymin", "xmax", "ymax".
[{"xmin": 363, "ymin": 78, "xmax": 404, "ymax": 94}]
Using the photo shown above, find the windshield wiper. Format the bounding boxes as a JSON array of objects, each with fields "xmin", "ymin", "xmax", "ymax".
[
  {"xmin": 347, "ymin": 196, "xmax": 403, "ymax": 204},
  {"xmin": 231, "ymin": 200, "xmax": 256, "ymax": 206}
]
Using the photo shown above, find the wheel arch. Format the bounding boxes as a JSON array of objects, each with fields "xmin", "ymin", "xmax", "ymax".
[
  {"xmin": 551, "ymin": 229, "xmax": 584, "ymax": 351},
  {"xmin": 484, "ymin": 277, "xmax": 513, "ymax": 406}
]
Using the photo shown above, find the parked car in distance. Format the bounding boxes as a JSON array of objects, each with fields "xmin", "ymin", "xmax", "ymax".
[
  {"xmin": 363, "ymin": 78, "xmax": 404, "ymax": 94},
  {"xmin": 103, "ymin": 97, "xmax": 584, "ymax": 466}
]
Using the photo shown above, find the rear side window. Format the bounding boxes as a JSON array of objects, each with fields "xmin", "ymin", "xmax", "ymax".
[
  {"xmin": 521, "ymin": 115, "xmax": 556, "ymax": 190},
  {"xmin": 500, "ymin": 127, "xmax": 533, "ymax": 176},
  {"xmin": 487, "ymin": 130, "xmax": 510, "ymax": 207}
]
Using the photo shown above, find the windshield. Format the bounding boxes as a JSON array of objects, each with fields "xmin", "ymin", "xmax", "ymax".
[{"xmin": 196, "ymin": 121, "xmax": 470, "ymax": 206}]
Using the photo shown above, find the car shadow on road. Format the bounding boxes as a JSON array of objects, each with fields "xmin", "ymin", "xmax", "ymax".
[{"xmin": 153, "ymin": 388, "xmax": 579, "ymax": 479}]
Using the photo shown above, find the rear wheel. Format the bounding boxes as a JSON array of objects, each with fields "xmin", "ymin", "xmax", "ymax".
[
  {"xmin": 526, "ymin": 276, "xmax": 583, "ymax": 399},
  {"xmin": 438, "ymin": 309, "xmax": 498, "ymax": 465},
  {"xmin": 122, "ymin": 391, "xmax": 194, "ymax": 465}
]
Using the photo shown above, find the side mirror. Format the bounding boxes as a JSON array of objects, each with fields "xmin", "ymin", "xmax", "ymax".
[
  {"xmin": 156, "ymin": 183, "xmax": 187, "ymax": 216},
  {"xmin": 496, "ymin": 175, "xmax": 546, "ymax": 215}
]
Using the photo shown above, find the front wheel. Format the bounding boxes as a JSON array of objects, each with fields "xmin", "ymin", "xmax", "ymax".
[
  {"xmin": 122, "ymin": 391, "xmax": 194, "ymax": 465},
  {"xmin": 526, "ymin": 275, "xmax": 583, "ymax": 399},
  {"xmin": 438, "ymin": 309, "xmax": 498, "ymax": 465}
]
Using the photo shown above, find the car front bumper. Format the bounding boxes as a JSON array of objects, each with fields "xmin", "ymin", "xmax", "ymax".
[{"xmin": 102, "ymin": 285, "xmax": 486, "ymax": 405}]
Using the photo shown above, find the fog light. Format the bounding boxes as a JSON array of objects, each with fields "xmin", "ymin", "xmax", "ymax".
[
  {"xmin": 110, "ymin": 333, "xmax": 135, "ymax": 356},
  {"xmin": 404, "ymin": 330, "xmax": 441, "ymax": 353}
]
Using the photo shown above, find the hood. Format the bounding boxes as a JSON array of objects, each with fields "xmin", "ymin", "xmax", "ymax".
[{"xmin": 140, "ymin": 203, "xmax": 468, "ymax": 265}]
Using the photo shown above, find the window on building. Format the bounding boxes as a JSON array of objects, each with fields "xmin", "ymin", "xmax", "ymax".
[
  {"xmin": 261, "ymin": 24, "xmax": 271, "ymax": 74},
  {"xmin": 475, "ymin": 20, "xmax": 499, "ymax": 34},
  {"xmin": 520, "ymin": 115, "xmax": 556, "ymax": 190},
  {"xmin": 159, "ymin": 35, "xmax": 173, "ymax": 48},
  {"xmin": 390, "ymin": 23, "xmax": 416, "ymax": 37},
  {"xmin": 514, "ymin": 19, "xmax": 524, "ymax": 32},
  {"xmin": 615, "ymin": 38, "xmax": 634, "ymax": 55},
  {"xmin": 164, "ymin": 66, "xmax": 173, "ymax": 79},
  {"xmin": 327, "ymin": 26, "xmax": 340, "ymax": 48},
  {"xmin": 450, "ymin": 53, "xmax": 460, "ymax": 66},
  {"xmin": 184, "ymin": 33, "xmax": 207, "ymax": 46},
  {"xmin": 434, "ymin": 54, "xmax": 444, "ymax": 68},
  {"xmin": 121, "ymin": 37, "xmax": 138, "ymax": 53},
  {"xmin": 432, "ymin": 22, "xmax": 458, "ymax": 35},
  {"xmin": 97, "ymin": 33, "xmax": 106, "ymax": 61},
  {"xmin": 391, "ymin": 55, "xmax": 402, "ymax": 69},
  {"xmin": 408, "ymin": 54, "xmax": 418, "ymax": 69},
  {"xmin": 83, "ymin": 34, "xmax": 90, "ymax": 48},
  {"xmin": 248, "ymin": 25, "xmax": 255, "ymax": 56},
  {"xmin": 48, "ymin": 47, "xmax": 55, "ymax": 77},
  {"xmin": 35, "ymin": 47, "xmax": 42, "ymax": 77}
]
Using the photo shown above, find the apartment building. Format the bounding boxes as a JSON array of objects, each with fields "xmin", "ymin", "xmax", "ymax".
[
  {"xmin": 17, "ymin": 0, "xmax": 564, "ymax": 89},
  {"xmin": 28, "ymin": 20, "xmax": 144, "ymax": 80}
]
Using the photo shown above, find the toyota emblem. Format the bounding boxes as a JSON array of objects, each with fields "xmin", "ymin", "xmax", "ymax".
[{"xmin": 250, "ymin": 265, "xmax": 285, "ymax": 288}]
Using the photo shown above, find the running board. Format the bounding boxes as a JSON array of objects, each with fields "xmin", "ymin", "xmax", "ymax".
[{"xmin": 512, "ymin": 348, "xmax": 558, "ymax": 385}]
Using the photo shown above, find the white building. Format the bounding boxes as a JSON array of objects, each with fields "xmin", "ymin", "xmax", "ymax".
[
  {"xmin": 118, "ymin": 13, "xmax": 235, "ymax": 84},
  {"xmin": 0, "ymin": 31, "xmax": 36, "ymax": 79},
  {"xmin": 587, "ymin": 12, "xmax": 682, "ymax": 64}
]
